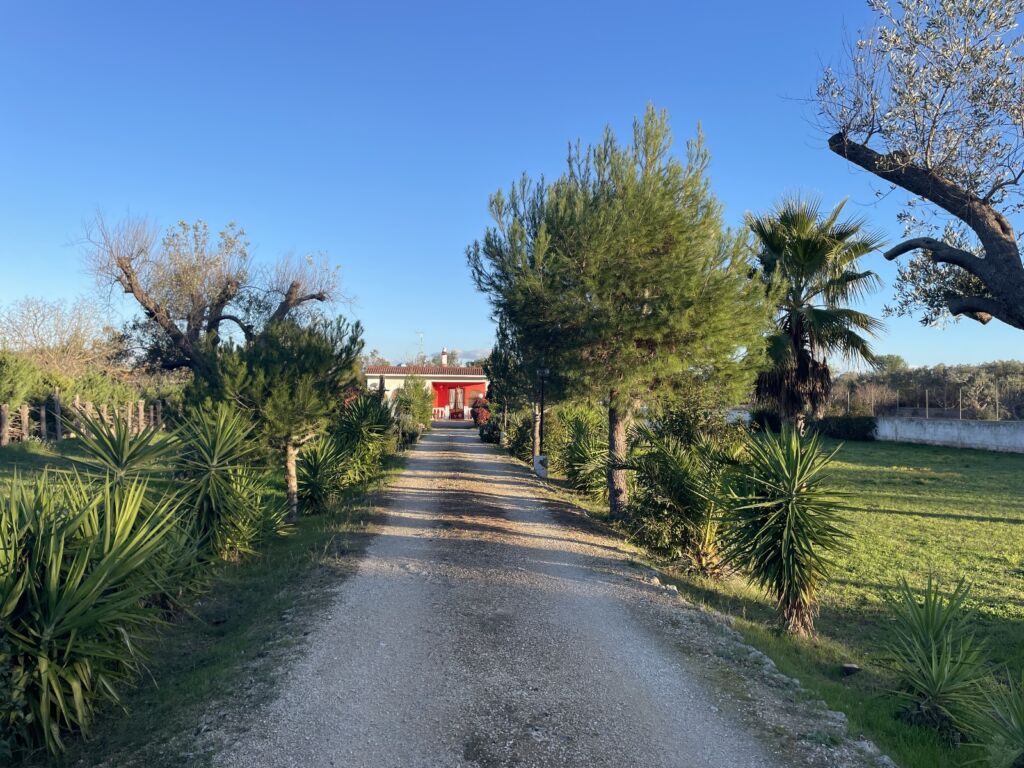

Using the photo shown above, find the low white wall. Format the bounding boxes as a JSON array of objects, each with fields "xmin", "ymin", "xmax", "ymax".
[{"xmin": 875, "ymin": 416, "xmax": 1024, "ymax": 453}]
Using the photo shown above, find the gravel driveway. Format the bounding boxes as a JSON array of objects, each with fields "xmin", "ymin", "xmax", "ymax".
[{"xmin": 213, "ymin": 424, "xmax": 893, "ymax": 768}]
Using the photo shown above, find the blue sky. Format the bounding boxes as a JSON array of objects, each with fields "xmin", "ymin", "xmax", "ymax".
[{"xmin": 1, "ymin": 1, "xmax": 1020, "ymax": 367}]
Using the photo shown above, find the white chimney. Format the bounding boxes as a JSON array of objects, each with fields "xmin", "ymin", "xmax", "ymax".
[{"xmin": 441, "ymin": 347, "xmax": 448, "ymax": 366}]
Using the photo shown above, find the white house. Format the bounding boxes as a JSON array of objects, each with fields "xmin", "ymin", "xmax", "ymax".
[{"xmin": 366, "ymin": 349, "xmax": 488, "ymax": 421}]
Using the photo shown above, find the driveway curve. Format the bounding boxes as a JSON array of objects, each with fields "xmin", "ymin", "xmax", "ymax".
[{"xmin": 213, "ymin": 424, "xmax": 891, "ymax": 768}]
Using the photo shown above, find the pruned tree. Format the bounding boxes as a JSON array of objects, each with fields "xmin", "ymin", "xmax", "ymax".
[
  {"xmin": 818, "ymin": 0, "xmax": 1024, "ymax": 329},
  {"xmin": 85, "ymin": 214, "xmax": 340, "ymax": 379}
]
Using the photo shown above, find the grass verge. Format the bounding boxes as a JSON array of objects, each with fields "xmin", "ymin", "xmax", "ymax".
[
  {"xmin": 540, "ymin": 438, "xmax": 1024, "ymax": 768},
  {"xmin": 1, "ymin": 441, "xmax": 403, "ymax": 768}
]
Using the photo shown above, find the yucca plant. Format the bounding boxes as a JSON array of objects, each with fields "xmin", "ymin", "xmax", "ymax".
[
  {"xmin": 981, "ymin": 673, "xmax": 1024, "ymax": 767},
  {"xmin": 69, "ymin": 411, "xmax": 175, "ymax": 485},
  {"xmin": 626, "ymin": 425, "xmax": 734, "ymax": 576},
  {"xmin": 720, "ymin": 426, "xmax": 847, "ymax": 635},
  {"xmin": 174, "ymin": 405, "xmax": 274, "ymax": 559},
  {"xmin": 883, "ymin": 576, "xmax": 987, "ymax": 742},
  {"xmin": 297, "ymin": 436, "xmax": 345, "ymax": 515},
  {"xmin": 333, "ymin": 394, "xmax": 396, "ymax": 485},
  {"xmin": 0, "ymin": 474, "xmax": 181, "ymax": 755}
]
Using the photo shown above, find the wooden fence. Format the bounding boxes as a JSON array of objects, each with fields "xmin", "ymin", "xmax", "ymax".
[{"xmin": 0, "ymin": 391, "xmax": 164, "ymax": 447}]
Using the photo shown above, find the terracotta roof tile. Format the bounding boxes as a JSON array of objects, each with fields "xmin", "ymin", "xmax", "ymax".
[{"xmin": 364, "ymin": 365, "xmax": 486, "ymax": 377}]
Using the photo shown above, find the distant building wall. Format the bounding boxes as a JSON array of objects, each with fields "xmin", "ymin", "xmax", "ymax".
[{"xmin": 875, "ymin": 416, "xmax": 1024, "ymax": 454}]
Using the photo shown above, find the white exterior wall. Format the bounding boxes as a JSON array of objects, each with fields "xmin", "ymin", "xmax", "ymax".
[
  {"xmin": 366, "ymin": 374, "xmax": 434, "ymax": 399},
  {"xmin": 875, "ymin": 416, "xmax": 1024, "ymax": 454}
]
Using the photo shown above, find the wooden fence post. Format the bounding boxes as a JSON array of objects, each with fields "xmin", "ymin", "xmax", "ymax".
[
  {"xmin": 19, "ymin": 404, "xmax": 29, "ymax": 442},
  {"xmin": 0, "ymin": 404, "xmax": 8, "ymax": 447},
  {"xmin": 99, "ymin": 403, "xmax": 109, "ymax": 426},
  {"xmin": 136, "ymin": 400, "xmax": 145, "ymax": 433},
  {"xmin": 53, "ymin": 389, "xmax": 63, "ymax": 441},
  {"xmin": 39, "ymin": 404, "xmax": 47, "ymax": 441},
  {"xmin": 155, "ymin": 400, "xmax": 163, "ymax": 430},
  {"xmin": 148, "ymin": 404, "xmax": 156, "ymax": 431},
  {"xmin": 125, "ymin": 402, "xmax": 133, "ymax": 433}
]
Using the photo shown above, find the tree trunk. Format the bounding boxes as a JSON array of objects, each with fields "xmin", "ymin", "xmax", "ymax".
[
  {"xmin": 285, "ymin": 443, "xmax": 300, "ymax": 520},
  {"xmin": 531, "ymin": 400, "xmax": 541, "ymax": 458},
  {"xmin": 607, "ymin": 397, "xmax": 629, "ymax": 518}
]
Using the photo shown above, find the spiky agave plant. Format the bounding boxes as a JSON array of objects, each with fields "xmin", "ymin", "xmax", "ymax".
[
  {"xmin": 721, "ymin": 426, "xmax": 847, "ymax": 635},
  {"xmin": 883, "ymin": 576, "xmax": 987, "ymax": 742},
  {"xmin": 0, "ymin": 474, "xmax": 182, "ymax": 756}
]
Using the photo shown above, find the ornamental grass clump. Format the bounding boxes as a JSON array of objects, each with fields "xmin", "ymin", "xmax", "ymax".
[
  {"xmin": 721, "ymin": 426, "xmax": 847, "ymax": 635},
  {"xmin": 0, "ymin": 474, "xmax": 185, "ymax": 756},
  {"xmin": 883, "ymin": 576, "xmax": 987, "ymax": 744},
  {"xmin": 333, "ymin": 393, "xmax": 396, "ymax": 486}
]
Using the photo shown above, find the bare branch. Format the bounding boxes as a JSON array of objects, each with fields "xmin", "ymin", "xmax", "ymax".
[
  {"xmin": 882, "ymin": 237, "xmax": 986, "ymax": 275},
  {"xmin": 946, "ymin": 295, "xmax": 1004, "ymax": 325}
]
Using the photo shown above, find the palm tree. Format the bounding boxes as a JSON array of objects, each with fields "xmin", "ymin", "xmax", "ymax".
[{"xmin": 748, "ymin": 197, "xmax": 884, "ymax": 431}]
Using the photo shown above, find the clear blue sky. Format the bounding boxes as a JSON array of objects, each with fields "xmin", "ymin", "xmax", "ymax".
[{"xmin": 1, "ymin": 1, "xmax": 1020, "ymax": 367}]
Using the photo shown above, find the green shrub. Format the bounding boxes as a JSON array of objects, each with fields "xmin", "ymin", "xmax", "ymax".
[
  {"xmin": 0, "ymin": 475, "xmax": 184, "ymax": 756},
  {"xmin": 175, "ymin": 405, "xmax": 280, "ymax": 559},
  {"xmin": 883, "ymin": 576, "xmax": 987, "ymax": 743},
  {"xmin": 334, "ymin": 394, "xmax": 397, "ymax": 484},
  {"xmin": 391, "ymin": 379, "xmax": 432, "ymax": 446},
  {"xmin": 297, "ymin": 436, "xmax": 345, "ymax": 515},
  {"xmin": 812, "ymin": 416, "xmax": 876, "ymax": 441},
  {"xmin": 479, "ymin": 418, "xmax": 501, "ymax": 444},
  {"xmin": 721, "ymin": 427, "xmax": 848, "ymax": 635},
  {"xmin": 981, "ymin": 674, "xmax": 1024, "ymax": 768},
  {"xmin": 553, "ymin": 406, "xmax": 608, "ymax": 497},
  {"xmin": 626, "ymin": 425, "xmax": 738, "ymax": 576},
  {"xmin": 506, "ymin": 409, "xmax": 535, "ymax": 462},
  {"xmin": 71, "ymin": 411, "xmax": 174, "ymax": 485}
]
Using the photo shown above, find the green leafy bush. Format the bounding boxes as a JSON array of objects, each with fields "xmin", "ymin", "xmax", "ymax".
[
  {"xmin": 505, "ymin": 409, "xmax": 535, "ymax": 462},
  {"xmin": 883, "ymin": 576, "xmax": 987, "ymax": 743},
  {"xmin": 812, "ymin": 416, "xmax": 876, "ymax": 441},
  {"xmin": 479, "ymin": 418, "xmax": 502, "ymax": 444},
  {"xmin": 391, "ymin": 380, "xmax": 432, "ymax": 446},
  {"xmin": 627, "ymin": 426, "xmax": 738, "ymax": 576},
  {"xmin": 0, "ymin": 475, "xmax": 184, "ymax": 755},
  {"xmin": 721, "ymin": 427, "xmax": 847, "ymax": 635},
  {"xmin": 553, "ymin": 406, "xmax": 608, "ymax": 497}
]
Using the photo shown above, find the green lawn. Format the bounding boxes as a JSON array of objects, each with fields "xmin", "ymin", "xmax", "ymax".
[{"xmin": 660, "ymin": 438, "xmax": 1024, "ymax": 768}]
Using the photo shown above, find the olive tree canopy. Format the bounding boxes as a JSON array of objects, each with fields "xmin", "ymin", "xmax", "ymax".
[
  {"xmin": 86, "ymin": 214, "xmax": 340, "ymax": 379},
  {"xmin": 818, "ymin": 0, "xmax": 1024, "ymax": 330}
]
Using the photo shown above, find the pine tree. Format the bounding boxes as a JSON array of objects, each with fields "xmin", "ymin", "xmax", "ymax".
[{"xmin": 471, "ymin": 106, "xmax": 771, "ymax": 517}]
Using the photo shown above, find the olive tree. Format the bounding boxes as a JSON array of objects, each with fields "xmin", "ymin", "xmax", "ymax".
[
  {"xmin": 85, "ymin": 214, "xmax": 340, "ymax": 380},
  {"xmin": 818, "ymin": 0, "xmax": 1024, "ymax": 329}
]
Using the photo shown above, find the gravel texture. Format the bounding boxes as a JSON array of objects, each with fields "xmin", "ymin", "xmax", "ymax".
[{"xmin": 211, "ymin": 424, "xmax": 894, "ymax": 768}]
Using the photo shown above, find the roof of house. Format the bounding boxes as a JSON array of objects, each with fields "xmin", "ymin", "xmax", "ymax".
[{"xmin": 365, "ymin": 365, "xmax": 486, "ymax": 377}]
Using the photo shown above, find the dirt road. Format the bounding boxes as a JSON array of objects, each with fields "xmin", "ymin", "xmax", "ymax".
[{"xmin": 213, "ymin": 424, "xmax": 891, "ymax": 768}]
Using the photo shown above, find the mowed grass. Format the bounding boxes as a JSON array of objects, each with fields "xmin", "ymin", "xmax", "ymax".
[
  {"xmin": 1, "ymin": 439, "xmax": 402, "ymax": 768},
  {"xmin": 660, "ymin": 438, "xmax": 1024, "ymax": 768}
]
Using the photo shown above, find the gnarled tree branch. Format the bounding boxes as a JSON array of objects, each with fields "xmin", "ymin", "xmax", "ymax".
[{"xmin": 946, "ymin": 295, "xmax": 1003, "ymax": 325}]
